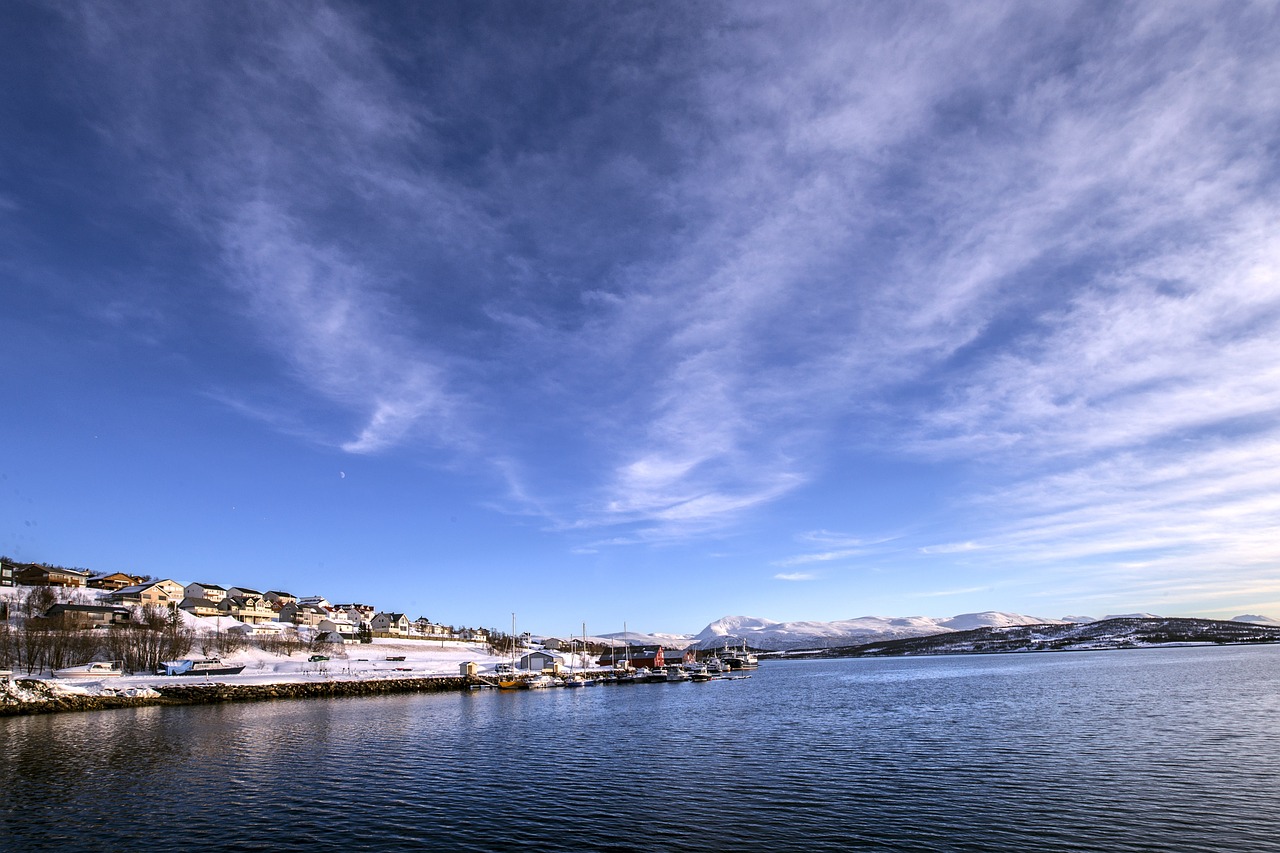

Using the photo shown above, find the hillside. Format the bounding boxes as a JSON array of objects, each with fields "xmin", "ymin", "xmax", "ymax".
[{"xmin": 807, "ymin": 617, "xmax": 1280, "ymax": 657}]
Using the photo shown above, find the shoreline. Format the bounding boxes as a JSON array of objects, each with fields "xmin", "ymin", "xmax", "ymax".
[{"xmin": 1, "ymin": 675, "xmax": 473, "ymax": 717}]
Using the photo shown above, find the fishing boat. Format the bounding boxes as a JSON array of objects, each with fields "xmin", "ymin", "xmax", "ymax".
[
  {"xmin": 156, "ymin": 658, "xmax": 245, "ymax": 676},
  {"xmin": 720, "ymin": 641, "xmax": 759, "ymax": 671},
  {"xmin": 53, "ymin": 660, "xmax": 124, "ymax": 679}
]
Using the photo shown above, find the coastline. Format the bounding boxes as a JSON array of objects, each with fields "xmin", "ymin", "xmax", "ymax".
[{"xmin": 1, "ymin": 674, "xmax": 473, "ymax": 717}]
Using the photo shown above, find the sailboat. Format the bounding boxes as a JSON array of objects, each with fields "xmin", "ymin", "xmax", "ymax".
[
  {"xmin": 497, "ymin": 613, "xmax": 522, "ymax": 689},
  {"xmin": 563, "ymin": 623, "xmax": 586, "ymax": 687}
]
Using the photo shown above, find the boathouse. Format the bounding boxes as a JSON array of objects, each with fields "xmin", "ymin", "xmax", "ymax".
[
  {"xmin": 517, "ymin": 650, "xmax": 564, "ymax": 672},
  {"xmin": 596, "ymin": 645, "xmax": 664, "ymax": 669}
]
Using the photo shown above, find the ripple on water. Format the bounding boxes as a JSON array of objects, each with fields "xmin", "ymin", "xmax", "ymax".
[{"xmin": 3, "ymin": 646, "xmax": 1280, "ymax": 852}]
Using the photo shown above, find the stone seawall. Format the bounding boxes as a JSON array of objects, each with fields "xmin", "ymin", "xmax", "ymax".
[{"xmin": 0, "ymin": 676, "xmax": 472, "ymax": 717}]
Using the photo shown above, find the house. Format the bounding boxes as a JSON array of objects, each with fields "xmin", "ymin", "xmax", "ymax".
[
  {"xmin": 178, "ymin": 597, "xmax": 222, "ymax": 619},
  {"xmin": 14, "ymin": 564, "xmax": 92, "ymax": 588},
  {"xmin": 264, "ymin": 590, "xmax": 297, "ymax": 607},
  {"xmin": 596, "ymin": 645, "xmax": 665, "ymax": 669},
  {"xmin": 279, "ymin": 602, "xmax": 329, "ymax": 627},
  {"xmin": 184, "ymin": 582, "xmax": 227, "ymax": 603},
  {"xmin": 461, "ymin": 628, "xmax": 489, "ymax": 643},
  {"xmin": 226, "ymin": 586, "xmax": 264, "ymax": 599},
  {"xmin": 108, "ymin": 581, "xmax": 177, "ymax": 607},
  {"xmin": 541, "ymin": 637, "xmax": 566, "ymax": 651},
  {"xmin": 88, "ymin": 572, "xmax": 145, "ymax": 591},
  {"xmin": 517, "ymin": 650, "xmax": 564, "ymax": 672},
  {"xmin": 151, "ymin": 579, "xmax": 186, "ymax": 600},
  {"xmin": 0, "ymin": 558, "xmax": 14, "ymax": 587},
  {"xmin": 317, "ymin": 617, "xmax": 357, "ymax": 639},
  {"xmin": 314, "ymin": 630, "xmax": 350, "ymax": 645},
  {"xmin": 335, "ymin": 603, "xmax": 376, "ymax": 620},
  {"xmin": 412, "ymin": 618, "xmax": 452, "ymax": 638},
  {"xmin": 42, "ymin": 603, "xmax": 133, "ymax": 627},
  {"xmin": 227, "ymin": 621, "xmax": 284, "ymax": 638},
  {"xmin": 370, "ymin": 612, "xmax": 410, "ymax": 637},
  {"xmin": 665, "ymin": 647, "xmax": 697, "ymax": 666},
  {"xmin": 218, "ymin": 595, "xmax": 276, "ymax": 624},
  {"xmin": 298, "ymin": 595, "xmax": 332, "ymax": 610}
]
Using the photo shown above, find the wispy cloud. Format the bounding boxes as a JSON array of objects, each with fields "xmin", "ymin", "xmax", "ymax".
[
  {"xmin": 773, "ymin": 572, "xmax": 817, "ymax": 582},
  {"xmin": 55, "ymin": 0, "xmax": 1280, "ymax": 590},
  {"xmin": 919, "ymin": 542, "xmax": 986, "ymax": 555}
]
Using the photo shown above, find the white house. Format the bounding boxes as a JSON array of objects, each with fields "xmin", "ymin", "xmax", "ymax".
[
  {"xmin": 184, "ymin": 582, "xmax": 227, "ymax": 603},
  {"xmin": 370, "ymin": 612, "xmax": 410, "ymax": 637}
]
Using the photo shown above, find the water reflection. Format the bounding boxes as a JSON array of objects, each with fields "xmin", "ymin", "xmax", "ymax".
[{"xmin": 3, "ymin": 645, "xmax": 1279, "ymax": 852}]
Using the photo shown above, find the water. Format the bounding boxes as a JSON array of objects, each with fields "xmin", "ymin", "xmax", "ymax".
[{"xmin": 4, "ymin": 646, "xmax": 1279, "ymax": 851}]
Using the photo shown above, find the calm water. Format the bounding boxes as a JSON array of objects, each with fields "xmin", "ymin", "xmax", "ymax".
[{"xmin": 4, "ymin": 646, "xmax": 1279, "ymax": 852}]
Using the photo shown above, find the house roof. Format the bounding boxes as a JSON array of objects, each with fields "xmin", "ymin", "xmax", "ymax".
[
  {"xmin": 229, "ymin": 587, "xmax": 263, "ymax": 596},
  {"xmin": 520, "ymin": 650, "xmax": 563, "ymax": 661},
  {"xmin": 179, "ymin": 597, "xmax": 220, "ymax": 609},
  {"xmin": 112, "ymin": 583, "xmax": 164, "ymax": 595},
  {"xmin": 44, "ymin": 603, "xmax": 131, "ymax": 617},
  {"xmin": 19, "ymin": 565, "xmax": 92, "ymax": 578},
  {"xmin": 189, "ymin": 582, "xmax": 226, "ymax": 590},
  {"xmin": 375, "ymin": 612, "xmax": 408, "ymax": 621}
]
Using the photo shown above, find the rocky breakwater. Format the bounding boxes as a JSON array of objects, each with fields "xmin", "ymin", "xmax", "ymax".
[{"xmin": 1, "ymin": 675, "xmax": 472, "ymax": 717}]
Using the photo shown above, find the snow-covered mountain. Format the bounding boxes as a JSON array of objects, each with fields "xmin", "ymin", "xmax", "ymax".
[
  {"xmin": 693, "ymin": 611, "xmax": 1069, "ymax": 651},
  {"xmin": 597, "ymin": 630, "xmax": 697, "ymax": 648},
  {"xmin": 1232, "ymin": 614, "xmax": 1280, "ymax": 626}
]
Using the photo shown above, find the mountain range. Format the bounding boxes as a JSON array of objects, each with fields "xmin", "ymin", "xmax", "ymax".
[{"xmin": 688, "ymin": 611, "xmax": 1280, "ymax": 651}]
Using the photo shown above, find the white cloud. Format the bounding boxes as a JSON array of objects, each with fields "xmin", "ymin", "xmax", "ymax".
[{"xmin": 773, "ymin": 572, "xmax": 817, "ymax": 582}]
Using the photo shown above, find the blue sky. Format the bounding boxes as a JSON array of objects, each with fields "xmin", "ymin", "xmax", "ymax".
[{"xmin": 3, "ymin": 1, "xmax": 1279, "ymax": 635}]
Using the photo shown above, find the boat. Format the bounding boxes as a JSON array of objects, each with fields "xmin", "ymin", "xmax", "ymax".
[
  {"xmin": 157, "ymin": 658, "xmax": 246, "ymax": 676},
  {"xmin": 53, "ymin": 660, "xmax": 124, "ymax": 679},
  {"xmin": 689, "ymin": 664, "xmax": 713, "ymax": 682},
  {"xmin": 665, "ymin": 664, "xmax": 690, "ymax": 682},
  {"xmin": 497, "ymin": 614, "xmax": 522, "ymax": 689},
  {"xmin": 526, "ymin": 674, "xmax": 556, "ymax": 689},
  {"xmin": 704, "ymin": 656, "xmax": 727, "ymax": 674},
  {"xmin": 720, "ymin": 641, "xmax": 759, "ymax": 671}
]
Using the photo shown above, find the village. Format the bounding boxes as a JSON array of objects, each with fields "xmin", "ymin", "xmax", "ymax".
[{"xmin": 0, "ymin": 558, "xmax": 755, "ymax": 700}]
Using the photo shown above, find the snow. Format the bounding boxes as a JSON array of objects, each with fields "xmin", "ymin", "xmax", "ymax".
[
  {"xmin": 1232, "ymin": 614, "xmax": 1280, "ymax": 626},
  {"xmin": 691, "ymin": 611, "xmax": 1068, "ymax": 650}
]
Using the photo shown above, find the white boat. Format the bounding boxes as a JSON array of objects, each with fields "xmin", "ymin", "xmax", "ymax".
[
  {"xmin": 665, "ymin": 664, "xmax": 690, "ymax": 682},
  {"xmin": 689, "ymin": 665, "xmax": 713, "ymax": 682},
  {"xmin": 526, "ymin": 674, "xmax": 556, "ymax": 689},
  {"xmin": 53, "ymin": 660, "xmax": 124, "ymax": 679},
  {"xmin": 157, "ymin": 658, "xmax": 246, "ymax": 676}
]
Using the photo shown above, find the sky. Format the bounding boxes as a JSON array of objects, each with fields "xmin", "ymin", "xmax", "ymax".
[{"xmin": 3, "ymin": 0, "xmax": 1279, "ymax": 637}]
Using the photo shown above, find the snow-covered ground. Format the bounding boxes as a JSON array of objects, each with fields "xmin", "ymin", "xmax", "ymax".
[{"xmin": 3, "ymin": 638, "xmax": 541, "ymax": 700}]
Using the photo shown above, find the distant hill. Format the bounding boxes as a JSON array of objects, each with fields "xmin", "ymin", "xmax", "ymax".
[
  {"xmin": 804, "ymin": 617, "xmax": 1280, "ymax": 657},
  {"xmin": 1233, "ymin": 614, "xmax": 1280, "ymax": 626},
  {"xmin": 692, "ymin": 611, "xmax": 1068, "ymax": 651}
]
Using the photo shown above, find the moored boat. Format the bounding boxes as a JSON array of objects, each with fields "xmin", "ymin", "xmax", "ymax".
[
  {"xmin": 157, "ymin": 658, "xmax": 246, "ymax": 676},
  {"xmin": 720, "ymin": 642, "xmax": 759, "ymax": 671},
  {"xmin": 53, "ymin": 660, "xmax": 124, "ymax": 679},
  {"xmin": 689, "ymin": 664, "xmax": 713, "ymax": 682}
]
